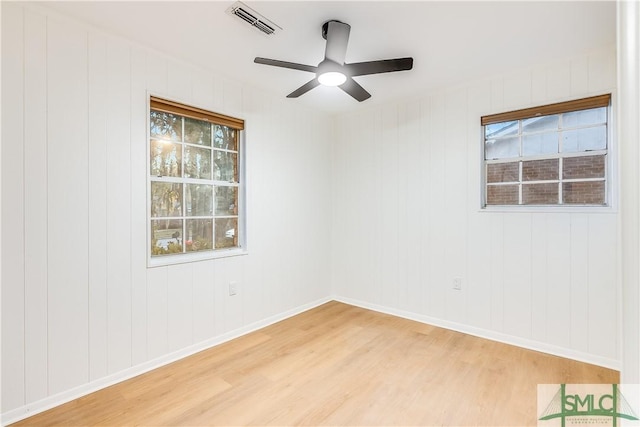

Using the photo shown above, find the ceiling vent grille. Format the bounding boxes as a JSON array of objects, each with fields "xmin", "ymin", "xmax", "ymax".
[{"xmin": 226, "ymin": 2, "xmax": 282, "ymax": 36}]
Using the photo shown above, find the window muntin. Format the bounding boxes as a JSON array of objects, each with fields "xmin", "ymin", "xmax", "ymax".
[
  {"xmin": 149, "ymin": 97, "xmax": 244, "ymax": 261},
  {"xmin": 482, "ymin": 95, "xmax": 610, "ymax": 207}
]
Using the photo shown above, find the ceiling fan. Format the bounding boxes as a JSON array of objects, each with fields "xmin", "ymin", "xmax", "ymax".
[{"xmin": 254, "ymin": 20, "xmax": 414, "ymax": 102}]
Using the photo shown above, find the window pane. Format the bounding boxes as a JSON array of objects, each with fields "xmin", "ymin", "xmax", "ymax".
[
  {"xmin": 485, "ymin": 136, "xmax": 519, "ymax": 160},
  {"xmin": 522, "ymin": 132, "xmax": 558, "ymax": 156},
  {"xmin": 562, "ymin": 125, "xmax": 606, "ymax": 152},
  {"xmin": 487, "ymin": 162, "xmax": 518, "ymax": 183},
  {"xmin": 486, "ymin": 185, "xmax": 519, "ymax": 205},
  {"xmin": 150, "ymin": 111, "xmax": 182, "ymax": 141},
  {"xmin": 563, "ymin": 107, "xmax": 606, "ymax": 128},
  {"xmin": 485, "ymin": 121, "xmax": 518, "ymax": 139},
  {"xmin": 215, "ymin": 186, "xmax": 238, "ymax": 215},
  {"xmin": 213, "ymin": 125, "xmax": 237, "ymax": 151},
  {"xmin": 215, "ymin": 217, "xmax": 238, "ymax": 249},
  {"xmin": 563, "ymin": 181, "xmax": 605, "ymax": 205},
  {"xmin": 185, "ymin": 184, "xmax": 213, "ymax": 216},
  {"xmin": 214, "ymin": 151, "xmax": 238, "ymax": 182},
  {"xmin": 150, "ymin": 140, "xmax": 182, "ymax": 178},
  {"xmin": 184, "ymin": 145, "xmax": 211, "ymax": 180},
  {"xmin": 151, "ymin": 219, "xmax": 183, "ymax": 256},
  {"xmin": 522, "ymin": 183, "xmax": 558, "ymax": 204},
  {"xmin": 184, "ymin": 117, "xmax": 212, "ymax": 146},
  {"xmin": 522, "ymin": 159, "xmax": 559, "ymax": 181},
  {"xmin": 563, "ymin": 155, "xmax": 605, "ymax": 179},
  {"xmin": 150, "ymin": 182, "xmax": 182, "ymax": 217},
  {"xmin": 185, "ymin": 219, "xmax": 213, "ymax": 252},
  {"xmin": 522, "ymin": 114, "xmax": 559, "ymax": 134}
]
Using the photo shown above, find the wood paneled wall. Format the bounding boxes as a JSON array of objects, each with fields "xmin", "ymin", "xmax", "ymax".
[
  {"xmin": 331, "ymin": 46, "xmax": 618, "ymax": 368},
  {"xmin": 1, "ymin": 3, "xmax": 332, "ymax": 419}
]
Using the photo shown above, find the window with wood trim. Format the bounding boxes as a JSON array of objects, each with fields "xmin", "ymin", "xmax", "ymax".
[
  {"xmin": 148, "ymin": 97, "xmax": 244, "ymax": 263},
  {"xmin": 481, "ymin": 94, "xmax": 611, "ymax": 207}
]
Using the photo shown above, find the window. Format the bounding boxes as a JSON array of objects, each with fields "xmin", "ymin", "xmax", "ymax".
[
  {"xmin": 481, "ymin": 94, "xmax": 611, "ymax": 207},
  {"xmin": 148, "ymin": 97, "xmax": 244, "ymax": 263}
]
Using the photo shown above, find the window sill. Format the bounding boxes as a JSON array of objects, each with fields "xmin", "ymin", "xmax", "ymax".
[
  {"xmin": 479, "ymin": 205, "xmax": 617, "ymax": 214},
  {"xmin": 147, "ymin": 247, "xmax": 248, "ymax": 268}
]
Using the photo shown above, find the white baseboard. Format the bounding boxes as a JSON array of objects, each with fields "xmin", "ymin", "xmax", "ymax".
[
  {"xmin": 2, "ymin": 295, "xmax": 619, "ymax": 426},
  {"xmin": 1, "ymin": 296, "xmax": 332, "ymax": 426},
  {"xmin": 333, "ymin": 295, "xmax": 620, "ymax": 371}
]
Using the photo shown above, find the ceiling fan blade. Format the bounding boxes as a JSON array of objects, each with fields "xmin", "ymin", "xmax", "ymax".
[
  {"xmin": 339, "ymin": 77, "xmax": 371, "ymax": 102},
  {"xmin": 254, "ymin": 57, "xmax": 317, "ymax": 73},
  {"xmin": 345, "ymin": 57, "xmax": 414, "ymax": 77},
  {"xmin": 287, "ymin": 78, "xmax": 321, "ymax": 98},
  {"xmin": 324, "ymin": 21, "xmax": 351, "ymax": 65}
]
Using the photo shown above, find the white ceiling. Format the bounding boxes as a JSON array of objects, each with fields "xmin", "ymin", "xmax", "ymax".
[{"xmin": 40, "ymin": 1, "xmax": 616, "ymax": 115}]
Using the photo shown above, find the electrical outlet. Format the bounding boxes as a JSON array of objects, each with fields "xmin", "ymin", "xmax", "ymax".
[
  {"xmin": 453, "ymin": 277, "xmax": 462, "ymax": 290},
  {"xmin": 229, "ymin": 281, "xmax": 238, "ymax": 296}
]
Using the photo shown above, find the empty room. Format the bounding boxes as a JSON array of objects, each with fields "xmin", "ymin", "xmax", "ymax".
[{"xmin": 2, "ymin": 1, "xmax": 640, "ymax": 426}]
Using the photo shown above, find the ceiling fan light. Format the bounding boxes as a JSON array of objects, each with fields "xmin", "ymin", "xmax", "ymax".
[{"xmin": 318, "ymin": 71, "xmax": 347, "ymax": 86}]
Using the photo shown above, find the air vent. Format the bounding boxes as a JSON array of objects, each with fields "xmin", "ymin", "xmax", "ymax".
[{"xmin": 226, "ymin": 2, "xmax": 282, "ymax": 36}]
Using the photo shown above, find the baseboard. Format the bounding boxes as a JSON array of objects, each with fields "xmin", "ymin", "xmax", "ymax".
[
  {"xmin": 3, "ymin": 294, "xmax": 619, "ymax": 425},
  {"xmin": 333, "ymin": 295, "xmax": 620, "ymax": 371},
  {"xmin": 1, "ymin": 296, "xmax": 332, "ymax": 426}
]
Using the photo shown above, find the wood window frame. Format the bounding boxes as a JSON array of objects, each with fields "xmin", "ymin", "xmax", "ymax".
[
  {"xmin": 481, "ymin": 94, "xmax": 610, "ymax": 126},
  {"xmin": 150, "ymin": 96, "xmax": 244, "ymax": 130}
]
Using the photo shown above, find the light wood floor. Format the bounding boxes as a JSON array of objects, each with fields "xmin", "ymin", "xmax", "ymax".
[{"xmin": 12, "ymin": 301, "xmax": 618, "ymax": 426}]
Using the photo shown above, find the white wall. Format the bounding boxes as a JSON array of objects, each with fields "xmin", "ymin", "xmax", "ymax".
[
  {"xmin": 1, "ymin": 2, "xmax": 332, "ymax": 420},
  {"xmin": 331, "ymin": 46, "xmax": 619, "ymax": 368},
  {"xmin": 619, "ymin": 0, "xmax": 640, "ymax": 385}
]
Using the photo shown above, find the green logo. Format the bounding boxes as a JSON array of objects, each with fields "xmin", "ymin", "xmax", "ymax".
[{"xmin": 539, "ymin": 384, "xmax": 639, "ymax": 427}]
